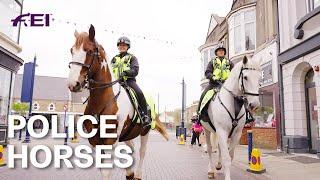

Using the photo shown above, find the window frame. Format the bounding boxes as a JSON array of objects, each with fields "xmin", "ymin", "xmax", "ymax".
[
  {"xmin": 48, "ymin": 103, "xmax": 55, "ymax": 111},
  {"xmin": 33, "ymin": 102, "xmax": 39, "ymax": 111},
  {"xmin": 0, "ymin": 0, "xmax": 23, "ymax": 43},
  {"xmin": 228, "ymin": 7, "xmax": 256, "ymax": 58}
]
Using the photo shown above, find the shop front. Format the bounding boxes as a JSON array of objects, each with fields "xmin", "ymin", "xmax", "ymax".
[{"xmin": 0, "ymin": 46, "xmax": 23, "ymax": 145}]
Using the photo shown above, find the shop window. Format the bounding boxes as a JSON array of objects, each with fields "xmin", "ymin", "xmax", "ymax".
[
  {"xmin": 0, "ymin": 0, "xmax": 22, "ymax": 43},
  {"xmin": 0, "ymin": 68, "xmax": 12, "ymax": 124},
  {"xmin": 228, "ymin": 7, "xmax": 256, "ymax": 58},
  {"xmin": 48, "ymin": 103, "xmax": 55, "ymax": 111}
]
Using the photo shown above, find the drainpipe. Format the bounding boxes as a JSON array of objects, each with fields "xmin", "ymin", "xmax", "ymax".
[{"xmin": 276, "ymin": 0, "xmax": 286, "ymax": 151}]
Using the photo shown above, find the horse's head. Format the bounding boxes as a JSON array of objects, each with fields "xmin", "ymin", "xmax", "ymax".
[
  {"xmin": 67, "ymin": 25, "xmax": 106, "ymax": 92},
  {"xmin": 237, "ymin": 55, "xmax": 261, "ymax": 111}
]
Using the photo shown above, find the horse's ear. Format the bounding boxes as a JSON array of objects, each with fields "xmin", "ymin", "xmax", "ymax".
[
  {"xmin": 89, "ymin": 24, "xmax": 95, "ymax": 42},
  {"xmin": 243, "ymin": 56, "xmax": 248, "ymax": 64},
  {"xmin": 74, "ymin": 30, "xmax": 79, "ymax": 38}
]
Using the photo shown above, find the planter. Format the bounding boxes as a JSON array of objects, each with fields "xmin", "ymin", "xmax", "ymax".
[{"xmin": 252, "ymin": 127, "xmax": 277, "ymax": 149}]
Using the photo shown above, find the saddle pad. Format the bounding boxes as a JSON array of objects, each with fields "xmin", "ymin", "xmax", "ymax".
[{"xmin": 199, "ymin": 89, "xmax": 216, "ymax": 114}]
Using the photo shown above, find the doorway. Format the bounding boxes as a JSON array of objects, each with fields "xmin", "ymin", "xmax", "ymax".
[{"xmin": 305, "ymin": 69, "xmax": 319, "ymax": 153}]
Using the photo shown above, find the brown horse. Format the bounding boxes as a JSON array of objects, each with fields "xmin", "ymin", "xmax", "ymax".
[{"xmin": 67, "ymin": 25, "xmax": 168, "ymax": 180}]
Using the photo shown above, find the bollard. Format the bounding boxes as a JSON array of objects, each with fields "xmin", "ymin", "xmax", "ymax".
[
  {"xmin": 247, "ymin": 148, "xmax": 266, "ymax": 174},
  {"xmin": 18, "ymin": 129, "xmax": 22, "ymax": 141},
  {"xmin": 71, "ymin": 131, "xmax": 79, "ymax": 143},
  {"xmin": 247, "ymin": 130, "xmax": 253, "ymax": 164},
  {"xmin": 0, "ymin": 145, "xmax": 6, "ymax": 167}
]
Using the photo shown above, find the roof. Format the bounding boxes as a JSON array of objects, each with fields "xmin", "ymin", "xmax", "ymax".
[
  {"xmin": 206, "ymin": 14, "xmax": 225, "ymax": 38},
  {"xmin": 13, "ymin": 74, "xmax": 70, "ymax": 101}
]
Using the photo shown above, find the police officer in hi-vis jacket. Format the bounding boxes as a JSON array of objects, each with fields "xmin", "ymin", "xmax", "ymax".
[
  {"xmin": 111, "ymin": 36, "xmax": 151, "ymax": 128},
  {"xmin": 198, "ymin": 45, "xmax": 234, "ymax": 121}
]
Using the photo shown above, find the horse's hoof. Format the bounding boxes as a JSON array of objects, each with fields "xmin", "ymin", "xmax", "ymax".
[
  {"xmin": 126, "ymin": 173, "xmax": 135, "ymax": 180},
  {"xmin": 208, "ymin": 172, "xmax": 215, "ymax": 179},
  {"xmin": 215, "ymin": 163, "xmax": 222, "ymax": 170}
]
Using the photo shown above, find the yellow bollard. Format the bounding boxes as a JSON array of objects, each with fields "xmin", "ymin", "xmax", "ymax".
[
  {"xmin": 0, "ymin": 145, "xmax": 6, "ymax": 167},
  {"xmin": 247, "ymin": 148, "xmax": 266, "ymax": 174},
  {"xmin": 71, "ymin": 132, "xmax": 79, "ymax": 143},
  {"xmin": 178, "ymin": 134, "xmax": 185, "ymax": 145}
]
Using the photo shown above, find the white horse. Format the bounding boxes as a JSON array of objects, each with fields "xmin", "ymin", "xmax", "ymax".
[
  {"xmin": 67, "ymin": 25, "xmax": 168, "ymax": 180},
  {"xmin": 201, "ymin": 56, "xmax": 261, "ymax": 180}
]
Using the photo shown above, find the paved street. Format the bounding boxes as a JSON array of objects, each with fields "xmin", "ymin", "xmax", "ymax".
[{"xmin": 0, "ymin": 131, "xmax": 262, "ymax": 180}]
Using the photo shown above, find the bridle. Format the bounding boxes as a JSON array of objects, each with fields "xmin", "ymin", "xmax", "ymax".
[
  {"xmin": 68, "ymin": 42, "xmax": 120, "ymax": 91},
  {"xmin": 216, "ymin": 66, "xmax": 260, "ymax": 138},
  {"xmin": 238, "ymin": 67, "xmax": 260, "ymax": 97}
]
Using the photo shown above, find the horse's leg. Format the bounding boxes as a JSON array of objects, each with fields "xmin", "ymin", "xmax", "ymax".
[
  {"xmin": 216, "ymin": 129, "xmax": 231, "ymax": 180},
  {"xmin": 124, "ymin": 140, "xmax": 135, "ymax": 179},
  {"xmin": 134, "ymin": 132, "xmax": 149, "ymax": 180},
  {"xmin": 204, "ymin": 129, "xmax": 215, "ymax": 179},
  {"xmin": 100, "ymin": 149, "xmax": 112, "ymax": 180},
  {"xmin": 229, "ymin": 128, "xmax": 242, "ymax": 161},
  {"xmin": 215, "ymin": 142, "xmax": 222, "ymax": 170}
]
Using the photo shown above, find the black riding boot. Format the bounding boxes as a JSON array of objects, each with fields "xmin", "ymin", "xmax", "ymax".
[{"xmin": 126, "ymin": 80, "xmax": 151, "ymax": 128}]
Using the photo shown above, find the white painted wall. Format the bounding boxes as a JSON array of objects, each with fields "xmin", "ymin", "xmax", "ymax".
[
  {"xmin": 282, "ymin": 49, "xmax": 320, "ymax": 137},
  {"xmin": 278, "ymin": 0, "xmax": 320, "ymax": 53}
]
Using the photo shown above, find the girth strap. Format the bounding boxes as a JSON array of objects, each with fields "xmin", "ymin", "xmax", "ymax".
[{"xmin": 218, "ymin": 95, "xmax": 246, "ymax": 138}]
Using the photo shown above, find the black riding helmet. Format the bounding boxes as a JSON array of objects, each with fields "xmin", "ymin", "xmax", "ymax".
[
  {"xmin": 117, "ymin": 36, "xmax": 131, "ymax": 49},
  {"xmin": 215, "ymin": 45, "xmax": 226, "ymax": 56}
]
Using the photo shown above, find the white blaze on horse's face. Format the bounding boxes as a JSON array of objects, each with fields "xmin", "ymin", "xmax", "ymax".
[{"xmin": 68, "ymin": 44, "xmax": 86, "ymax": 92}]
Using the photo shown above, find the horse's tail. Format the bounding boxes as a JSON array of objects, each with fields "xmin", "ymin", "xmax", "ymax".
[{"xmin": 154, "ymin": 116, "xmax": 169, "ymax": 141}]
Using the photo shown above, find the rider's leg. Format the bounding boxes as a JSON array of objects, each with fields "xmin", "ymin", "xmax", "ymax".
[
  {"xmin": 197, "ymin": 83, "xmax": 214, "ymax": 119},
  {"xmin": 126, "ymin": 80, "xmax": 151, "ymax": 126}
]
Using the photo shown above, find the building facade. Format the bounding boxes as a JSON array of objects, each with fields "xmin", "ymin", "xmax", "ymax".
[
  {"xmin": 227, "ymin": 0, "xmax": 280, "ymax": 146},
  {"xmin": 0, "ymin": 0, "xmax": 24, "ymax": 145},
  {"xmin": 199, "ymin": 0, "xmax": 281, "ymax": 147},
  {"xmin": 277, "ymin": 0, "xmax": 320, "ymax": 156}
]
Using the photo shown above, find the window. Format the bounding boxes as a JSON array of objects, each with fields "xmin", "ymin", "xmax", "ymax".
[
  {"xmin": 48, "ymin": 103, "xmax": 55, "ymax": 111},
  {"xmin": 209, "ymin": 48, "xmax": 215, "ymax": 60},
  {"xmin": 0, "ymin": 0, "xmax": 22, "ymax": 43},
  {"xmin": 315, "ymin": 0, "xmax": 320, "ymax": 8},
  {"xmin": 0, "ymin": 67, "xmax": 12, "ymax": 124},
  {"xmin": 33, "ymin": 102, "xmax": 39, "ymax": 111},
  {"xmin": 228, "ymin": 8, "xmax": 256, "ymax": 57},
  {"xmin": 308, "ymin": 0, "xmax": 320, "ymax": 12}
]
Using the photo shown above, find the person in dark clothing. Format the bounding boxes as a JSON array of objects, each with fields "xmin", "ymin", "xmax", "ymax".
[
  {"xmin": 111, "ymin": 36, "xmax": 151, "ymax": 128},
  {"xmin": 197, "ymin": 45, "xmax": 233, "ymax": 121}
]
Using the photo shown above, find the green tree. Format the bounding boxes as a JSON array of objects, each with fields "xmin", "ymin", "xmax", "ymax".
[{"xmin": 12, "ymin": 102, "xmax": 29, "ymax": 116}]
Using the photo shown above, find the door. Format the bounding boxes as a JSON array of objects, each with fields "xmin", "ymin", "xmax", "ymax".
[{"xmin": 305, "ymin": 70, "xmax": 319, "ymax": 153}]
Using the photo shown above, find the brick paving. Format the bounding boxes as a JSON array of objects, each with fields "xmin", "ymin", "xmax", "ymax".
[{"xmin": 0, "ymin": 131, "xmax": 263, "ymax": 180}]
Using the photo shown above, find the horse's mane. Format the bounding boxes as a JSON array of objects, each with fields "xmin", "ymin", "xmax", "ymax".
[{"xmin": 226, "ymin": 56, "xmax": 261, "ymax": 85}]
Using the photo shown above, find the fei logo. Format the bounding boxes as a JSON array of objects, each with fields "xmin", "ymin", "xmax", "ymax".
[{"xmin": 11, "ymin": 13, "xmax": 51, "ymax": 27}]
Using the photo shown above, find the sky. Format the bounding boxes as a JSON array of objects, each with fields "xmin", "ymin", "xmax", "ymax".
[{"xmin": 18, "ymin": 0, "xmax": 233, "ymax": 112}]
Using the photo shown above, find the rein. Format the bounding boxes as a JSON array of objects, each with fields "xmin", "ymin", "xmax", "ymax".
[{"xmin": 217, "ymin": 66, "xmax": 259, "ymax": 138}]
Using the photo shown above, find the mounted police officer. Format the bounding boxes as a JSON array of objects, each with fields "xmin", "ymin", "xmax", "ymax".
[
  {"xmin": 197, "ymin": 45, "xmax": 234, "ymax": 121},
  {"xmin": 111, "ymin": 36, "xmax": 151, "ymax": 128}
]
